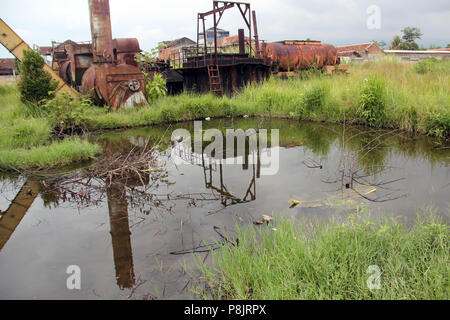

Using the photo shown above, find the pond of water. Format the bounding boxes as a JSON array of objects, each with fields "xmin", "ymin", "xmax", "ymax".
[{"xmin": 0, "ymin": 119, "xmax": 448, "ymax": 299}]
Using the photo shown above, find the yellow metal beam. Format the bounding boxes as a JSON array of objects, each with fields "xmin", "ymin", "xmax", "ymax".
[
  {"xmin": 0, "ymin": 18, "xmax": 80, "ymax": 97},
  {"xmin": 0, "ymin": 180, "xmax": 40, "ymax": 252}
]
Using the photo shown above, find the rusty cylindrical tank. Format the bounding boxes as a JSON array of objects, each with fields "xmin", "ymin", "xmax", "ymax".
[
  {"xmin": 82, "ymin": 0, "xmax": 147, "ymax": 110},
  {"xmin": 265, "ymin": 41, "xmax": 338, "ymax": 72}
]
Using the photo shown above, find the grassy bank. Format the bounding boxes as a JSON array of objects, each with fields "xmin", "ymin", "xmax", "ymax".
[
  {"xmin": 0, "ymin": 57, "xmax": 448, "ymax": 170},
  {"xmin": 195, "ymin": 209, "xmax": 449, "ymax": 300},
  {"xmin": 0, "ymin": 85, "xmax": 100, "ymax": 171},
  {"xmin": 79, "ymin": 57, "xmax": 449, "ymax": 139}
]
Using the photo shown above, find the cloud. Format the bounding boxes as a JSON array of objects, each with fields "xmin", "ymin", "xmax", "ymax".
[{"xmin": 1, "ymin": 0, "xmax": 449, "ymax": 58}]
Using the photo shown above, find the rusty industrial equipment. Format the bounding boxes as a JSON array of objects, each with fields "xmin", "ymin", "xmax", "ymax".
[
  {"xmin": 265, "ymin": 40, "xmax": 339, "ymax": 73},
  {"xmin": 51, "ymin": 0, "xmax": 147, "ymax": 110},
  {"xmin": 82, "ymin": 0, "xmax": 147, "ymax": 110},
  {"xmin": 157, "ymin": 1, "xmax": 271, "ymax": 96},
  {"xmin": 158, "ymin": 1, "xmax": 343, "ymax": 95}
]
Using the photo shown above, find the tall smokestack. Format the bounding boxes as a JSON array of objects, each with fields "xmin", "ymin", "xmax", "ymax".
[{"xmin": 88, "ymin": 0, "xmax": 114, "ymax": 63}]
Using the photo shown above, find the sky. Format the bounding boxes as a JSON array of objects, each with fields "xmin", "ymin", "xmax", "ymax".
[{"xmin": 1, "ymin": 0, "xmax": 449, "ymax": 58}]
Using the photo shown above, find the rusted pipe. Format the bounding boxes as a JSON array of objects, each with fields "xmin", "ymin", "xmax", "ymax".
[
  {"xmin": 238, "ymin": 29, "xmax": 245, "ymax": 55},
  {"xmin": 252, "ymin": 10, "xmax": 260, "ymax": 58},
  {"xmin": 88, "ymin": 0, "xmax": 114, "ymax": 63}
]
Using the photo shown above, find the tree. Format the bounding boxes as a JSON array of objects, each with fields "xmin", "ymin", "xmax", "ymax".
[
  {"xmin": 14, "ymin": 58, "xmax": 21, "ymax": 75},
  {"xmin": 390, "ymin": 35, "xmax": 402, "ymax": 50},
  {"xmin": 398, "ymin": 42, "xmax": 419, "ymax": 50},
  {"xmin": 390, "ymin": 27, "xmax": 423, "ymax": 51},
  {"xmin": 447, "ymin": 44, "xmax": 450, "ymax": 48},
  {"xmin": 372, "ymin": 40, "xmax": 386, "ymax": 49},
  {"xmin": 17, "ymin": 49, "xmax": 58, "ymax": 103},
  {"xmin": 401, "ymin": 27, "xmax": 423, "ymax": 43}
]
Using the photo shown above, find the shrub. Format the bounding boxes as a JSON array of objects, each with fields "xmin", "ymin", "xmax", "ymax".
[
  {"xmin": 40, "ymin": 93, "xmax": 97, "ymax": 134},
  {"xmin": 147, "ymin": 73, "xmax": 168, "ymax": 102},
  {"xmin": 17, "ymin": 49, "xmax": 58, "ymax": 104},
  {"xmin": 414, "ymin": 58, "xmax": 437, "ymax": 74},
  {"xmin": 425, "ymin": 111, "xmax": 450, "ymax": 139},
  {"xmin": 359, "ymin": 75, "xmax": 386, "ymax": 127}
]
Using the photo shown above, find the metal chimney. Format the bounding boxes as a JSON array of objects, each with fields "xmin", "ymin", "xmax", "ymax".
[{"xmin": 88, "ymin": 0, "xmax": 114, "ymax": 63}]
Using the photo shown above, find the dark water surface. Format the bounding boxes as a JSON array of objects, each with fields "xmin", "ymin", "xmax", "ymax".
[{"xmin": 0, "ymin": 119, "xmax": 448, "ymax": 299}]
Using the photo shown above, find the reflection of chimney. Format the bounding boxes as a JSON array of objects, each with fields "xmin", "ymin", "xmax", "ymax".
[
  {"xmin": 88, "ymin": 0, "xmax": 114, "ymax": 63},
  {"xmin": 107, "ymin": 183, "xmax": 135, "ymax": 289}
]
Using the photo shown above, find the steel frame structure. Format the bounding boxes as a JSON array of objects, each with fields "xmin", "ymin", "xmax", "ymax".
[{"xmin": 197, "ymin": 1, "xmax": 254, "ymax": 65}]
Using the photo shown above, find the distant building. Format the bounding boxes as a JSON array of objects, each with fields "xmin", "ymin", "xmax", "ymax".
[
  {"xmin": 427, "ymin": 48, "xmax": 450, "ymax": 52},
  {"xmin": 218, "ymin": 35, "xmax": 250, "ymax": 47},
  {"xmin": 158, "ymin": 37, "xmax": 197, "ymax": 62},
  {"xmin": 37, "ymin": 46, "xmax": 53, "ymax": 66},
  {"xmin": 336, "ymin": 42, "xmax": 384, "ymax": 62},
  {"xmin": 199, "ymin": 27, "xmax": 230, "ymax": 46},
  {"xmin": 384, "ymin": 50, "xmax": 450, "ymax": 61},
  {"xmin": 0, "ymin": 58, "xmax": 15, "ymax": 76}
]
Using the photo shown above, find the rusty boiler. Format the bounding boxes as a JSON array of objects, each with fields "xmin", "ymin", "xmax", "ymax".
[
  {"xmin": 265, "ymin": 41, "xmax": 338, "ymax": 72},
  {"xmin": 81, "ymin": 0, "xmax": 147, "ymax": 110}
]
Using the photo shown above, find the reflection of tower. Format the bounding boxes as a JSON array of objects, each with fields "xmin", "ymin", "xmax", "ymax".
[
  {"xmin": 0, "ymin": 179, "xmax": 39, "ymax": 251},
  {"xmin": 106, "ymin": 183, "xmax": 135, "ymax": 290},
  {"xmin": 201, "ymin": 136, "xmax": 261, "ymax": 207}
]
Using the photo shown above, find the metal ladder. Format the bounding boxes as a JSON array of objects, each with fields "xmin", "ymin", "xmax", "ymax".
[{"xmin": 207, "ymin": 64, "xmax": 223, "ymax": 96}]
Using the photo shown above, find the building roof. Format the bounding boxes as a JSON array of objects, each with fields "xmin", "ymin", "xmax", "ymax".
[
  {"xmin": 159, "ymin": 37, "xmax": 196, "ymax": 48},
  {"xmin": 39, "ymin": 46, "xmax": 52, "ymax": 56},
  {"xmin": 427, "ymin": 48, "xmax": 450, "ymax": 52},
  {"xmin": 0, "ymin": 58, "xmax": 15, "ymax": 70},
  {"xmin": 336, "ymin": 42, "xmax": 383, "ymax": 57},
  {"xmin": 385, "ymin": 50, "xmax": 450, "ymax": 54},
  {"xmin": 207, "ymin": 27, "xmax": 228, "ymax": 32},
  {"xmin": 218, "ymin": 35, "xmax": 250, "ymax": 47}
]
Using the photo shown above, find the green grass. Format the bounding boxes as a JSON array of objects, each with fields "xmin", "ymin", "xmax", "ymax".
[
  {"xmin": 0, "ymin": 118, "xmax": 52, "ymax": 150},
  {"xmin": 74, "ymin": 57, "xmax": 449, "ymax": 139},
  {"xmin": 0, "ymin": 137, "xmax": 101, "ymax": 170},
  {"xmin": 0, "ymin": 85, "xmax": 101, "ymax": 171},
  {"xmin": 195, "ymin": 209, "xmax": 449, "ymax": 300},
  {"xmin": 0, "ymin": 57, "xmax": 448, "ymax": 170}
]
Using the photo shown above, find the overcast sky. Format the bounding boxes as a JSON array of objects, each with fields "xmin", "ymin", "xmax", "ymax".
[{"xmin": 1, "ymin": 0, "xmax": 449, "ymax": 58}]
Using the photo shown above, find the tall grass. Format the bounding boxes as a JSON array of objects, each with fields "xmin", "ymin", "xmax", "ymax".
[
  {"xmin": 0, "ymin": 137, "xmax": 101, "ymax": 170},
  {"xmin": 0, "ymin": 58, "xmax": 448, "ymax": 170},
  {"xmin": 75, "ymin": 57, "xmax": 449, "ymax": 138},
  {"xmin": 0, "ymin": 85, "xmax": 101, "ymax": 171},
  {"xmin": 195, "ymin": 208, "xmax": 449, "ymax": 300}
]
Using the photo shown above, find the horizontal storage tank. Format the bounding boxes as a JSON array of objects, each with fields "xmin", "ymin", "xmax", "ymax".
[{"xmin": 265, "ymin": 41, "xmax": 338, "ymax": 72}]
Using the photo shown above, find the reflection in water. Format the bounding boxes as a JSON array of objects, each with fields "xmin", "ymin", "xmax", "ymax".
[
  {"xmin": 173, "ymin": 130, "xmax": 263, "ymax": 209},
  {"xmin": 0, "ymin": 177, "xmax": 137, "ymax": 290},
  {"xmin": 0, "ymin": 119, "xmax": 448, "ymax": 299},
  {"xmin": 106, "ymin": 182, "xmax": 135, "ymax": 290},
  {"xmin": 0, "ymin": 179, "xmax": 39, "ymax": 251}
]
